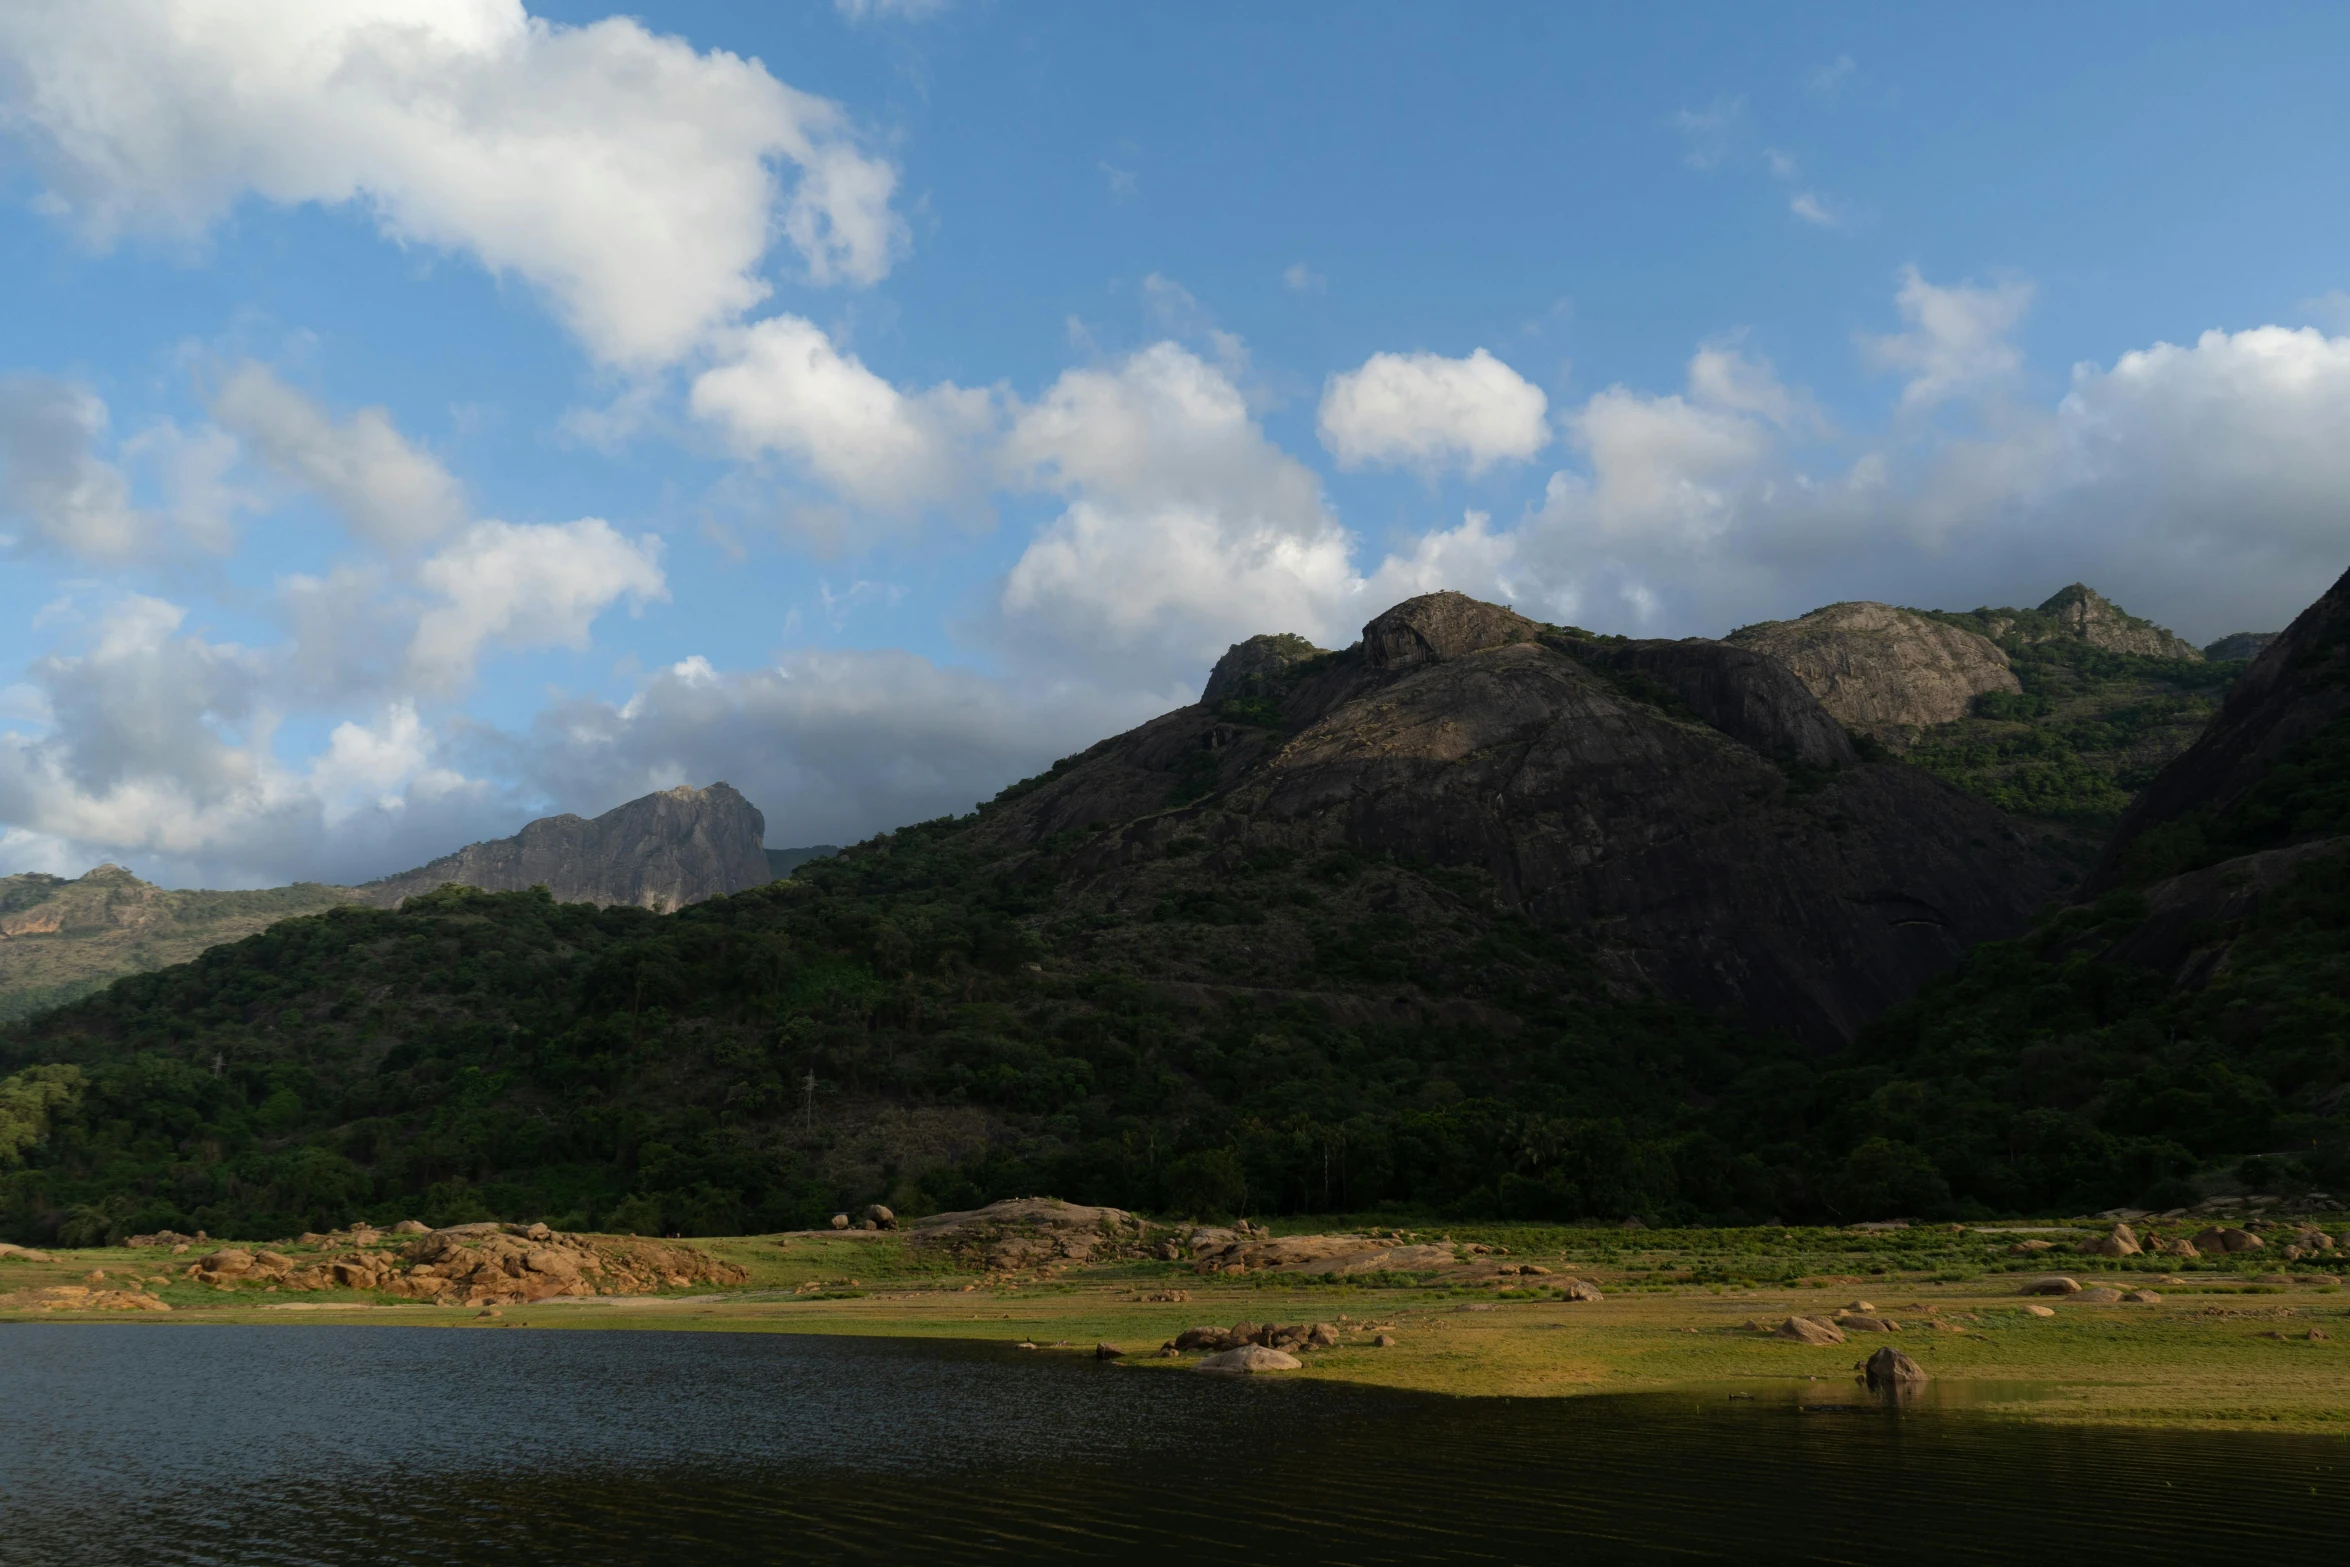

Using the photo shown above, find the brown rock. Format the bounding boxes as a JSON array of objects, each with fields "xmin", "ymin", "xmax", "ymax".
[
  {"xmin": 2119, "ymin": 1289, "xmax": 2163, "ymax": 1303},
  {"xmin": 1373, "ymin": 1333, "xmax": 1397, "ymax": 1348},
  {"xmin": 862, "ymin": 1205, "xmax": 897, "ymax": 1230},
  {"xmin": 2193, "ymin": 1227, "xmax": 2264, "ymax": 1254},
  {"xmin": 2079, "ymin": 1225, "xmax": 2142, "ymax": 1258},
  {"xmin": 1836, "ymin": 1313, "xmax": 1898, "ymax": 1332},
  {"xmin": 194, "ymin": 1248, "xmax": 255, "ymax": 1277},
  {"xmin": 2021, "ymin": 1276, "xmax": 2082, "ymax": 1295},
  {"xmin": 391, "ymin": 1220, "xmax": 429, "ymax": 1235},
  {"xmin": 1726, "ymin": 600, "xmax": 2019, "ymax": 743},
  {"xmin": 1361, "ymin": 592, "xmax": 1539, "ymax": 670},
  {"xmin": 1774, "ymin": 1316, "xmax": 1847, "ymax": 1345},
  {"xmin": 1863, "ymin": 1347, "xmax": 1929, "ymax": 1389},
  {"xmin": 2022, "ymin": 1304, "xmax": 2057, "ymax": 1317},
  {"xmin": 1195, "ymin": 1345, "xmax": 1302, "ymax": 1375},
  {"xmin": 1094, "ymin": 1343, "xmax": 1124, "ymax": 1360},
  {"xmin": 1560, "ymin": 1279, "xmax": 1604, "ymax": 1303},
  {"xmin": 2074, "ymin": 1287, "xmax": 2125, "ymax": 1304},
  {"xmin": 2009, "ymin": 1239, "xmax": 2056, "ymax": 1255}
]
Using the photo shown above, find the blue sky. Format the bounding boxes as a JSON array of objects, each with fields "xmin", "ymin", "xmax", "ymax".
[{"xmin": 4, "ymin": 0, "xmax": 2350, "ymax": 887}]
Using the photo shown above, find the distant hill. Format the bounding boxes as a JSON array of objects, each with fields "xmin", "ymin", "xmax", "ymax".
[
  {"xmin": 0, "ymin": 868, "xmax": 350, "ymax": 1023},
  {"xmin": 765, "ymin": 846, "xmax": 840, "ymax": 880},
  {"xmin": 0, "ymin": 784, "xmax": 779, "ymax": 1019},
  {"xmin": 359, "ymin": 782, "xmax": 772, "ymax": 914}
]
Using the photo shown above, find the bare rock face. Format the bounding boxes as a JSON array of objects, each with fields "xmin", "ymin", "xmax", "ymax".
[
  {"xmin": 1361, "ymin": 591, "xmax": 1540, "ymax": 669},
  {"xmin": 2006, "ymin": 584, "xmax": 2203, "ymax": 661},
  {"xmin": 966, "ymin": 593, "xmax": 2060, "ymax": 1045},
  {"xmin": 1203, "ymin": 633, "xmax": 1328, "ymax": 705},
  {"xmin": 1726, "ymin": 601, "xmax": 2019, "ymax": 743},
  {"xmin": 362, "ymin": 783, "xmax": 771, "ymax": 913}
]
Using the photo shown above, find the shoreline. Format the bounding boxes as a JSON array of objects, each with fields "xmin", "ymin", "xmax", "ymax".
[{"xmin": 8, "ymin": 1218, "xmax": 2348, "ymax": 1434}]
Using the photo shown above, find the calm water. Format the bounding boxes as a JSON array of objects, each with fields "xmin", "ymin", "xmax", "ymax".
[{"xmin": 3, "ymin": 1325, "xmax": 2345, "ymax": 1565}]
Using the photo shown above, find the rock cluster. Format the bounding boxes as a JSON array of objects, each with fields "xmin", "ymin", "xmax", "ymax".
[
  {"xmin": 0, "ymin": 1242, "xmax": 54, "ymax": 1262},
  {"xmin": 1774, "ymin": 1315, "xmax": 1846, "ymax": 1344},
  {"xmin": 905, "ymin": 1198, "xmax": 1153, "ymax": 1274},
  {"xmin": 1169, "ymin": 1320, "xmax": 1340, "ymax": 1355},
  {"xmin": 181, "ymin": 1222, "xmax": 745, "ymax": 1305},
  {"xmin": 9, "ymin": 1284, "xmax": 170, "ymax": 1312}
]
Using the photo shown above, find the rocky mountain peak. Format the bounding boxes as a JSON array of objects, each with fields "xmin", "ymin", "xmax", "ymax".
[
  {"xmin": 1361, "ymin": 592, "xmax": 1540, "ymax": 669},
  {"xmin": 2019, "ymin": 584, "xmax": 2202, "ymax": 661},
  {"xmin": 361, "ymin": 781, "xmax": 773, "ymax": 914},
  {"xmin": 1725, "ymin": 601, "xmax": 2019, "ymax": 744},
  {"xmin": 1203, "ymin": 633, "xmax": 1328, "ymax": 705}
]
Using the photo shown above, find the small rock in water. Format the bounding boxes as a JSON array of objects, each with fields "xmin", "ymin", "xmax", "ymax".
[{"xmin": 1864, "ymin": 1347, "xmax": 1928, "ymax": 1389}]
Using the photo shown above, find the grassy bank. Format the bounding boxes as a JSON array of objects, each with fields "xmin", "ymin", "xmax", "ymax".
[{"xmin": 7, "ymin": 1218, "xmax": 2346, "ymax": 1435}]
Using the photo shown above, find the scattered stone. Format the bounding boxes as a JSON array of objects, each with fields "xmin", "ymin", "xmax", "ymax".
[
  {"xmin": 2309, "ymin": 1329, "xmax": 2331, "ymax": 1342},
  {"xmin": 1195, "ymin": 1345, "xmax": 1302, "ymax": 1376},
  {"xmin": 1774, "ymin": 1316, "xmax": 1846, "ymax": 1345},
  {"xmin": 862, "ymin": 1205, "xmax": 897, "ymax": 1231},
  {"xmin": 2021, "ymin": 1276, "xmax": 2082, "ymax": 1295},
  {"xmin": 1835, "ymin": 1312, "xmax": 1898, "ymax": 1332},
  {"xmin": 1560, "ymin": 1279, "xmax": 1604, "ymax": 1302},
  {"xmin": 1094, "ymin": 1343, "xmax": 1124, "ymax": 1360},
  {"xmin": 2022, "ymin": 1304, "xmax": 2057, "ymax": 1317},
  {"xmin": 2078, "ymin": 1224, "xmax": 2142, "ymax": 1258},
  {"xmin": 1846, "ymin": 1300, "xmax": 1876, "ymax": 1312},
  {"xmin": 2074, "ymin": 1287, "xmax": 2125, "ymax": 1304},
  {"xmin": 831, "ymin": 1214, "xmax": 850, "ymax": 1230},
  {"xmin": 2192, "ymin": 1227, "xmax": 2264, "ymax": 1254},
  {"xmin": 2120, "ymin": 1289, "xmax": 2164, "ymax": 1303},
  {"xmin": 1864, "ymin": 1347, "xmax": 1929, "ymax": 1389},
  {"xmin": 0, "ymin": 1244, "xmax": 52, "ymax": 1262},
  {"xmin": 1373, "ymin": 1333, "xmax": 1397, "ymax": 1348},
  {"xmin": 2008, "ymin": 1239, "xmax": 2055, "ymax": 1255}
]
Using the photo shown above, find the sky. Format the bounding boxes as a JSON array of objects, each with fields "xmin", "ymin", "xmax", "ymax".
[{"xmin": 4, "ymin": 1, "xmax": 2350, "ymax": 888}]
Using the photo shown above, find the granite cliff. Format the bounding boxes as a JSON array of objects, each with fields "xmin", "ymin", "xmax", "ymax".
[
  {"xmin": 361, "ymin": 782, "xmax": 772, "ymax": 913},
  {"xmin": 1726, "ymin": 601, "xmax": 2019, "ymax": 744},
  {"xmin": 967, "ymin": 591, "xmax": 2060, "ymax": 1044}
]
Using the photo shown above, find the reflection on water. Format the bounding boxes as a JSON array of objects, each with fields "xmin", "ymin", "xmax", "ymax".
[{"xmin": 2, "ymin": 1324, "xmax": 2343, "ymax": 1564}]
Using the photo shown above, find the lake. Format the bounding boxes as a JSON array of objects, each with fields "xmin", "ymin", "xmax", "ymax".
[{"xmin": 3, "ymin": 1323, "xmax": 2344, "ymax": 1564}]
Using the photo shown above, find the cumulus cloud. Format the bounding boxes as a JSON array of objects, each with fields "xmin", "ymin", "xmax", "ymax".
[
  {"xmin": 410, "ymin": 518, "xmax": 667, "ymax": 688},
  {"xmin": 1317, "ymin": 348, "xmax": 1550, "ymax": 475},
  {"xmin": 0, "ymin": 1, "xmax": 905, "ymax": 365},
  {"xmin": 512, "ymin": 647, "xmax": 1142, "ymax": 850},
  {"xmin": 211, "ymin": 363, "xmax": 466, "ymax": 547},
  {"xmin": 1863, "ymin": 266, "xmax": 2035, "ymax": 410},
  {"xmin": 688, "ymin": 315, "xmax": 996, "ymax": 521},
  {"xmin": 0, "ymin": 376, "xmax": 150, "ymax": 561},
  {"xmin": 1000, "ymin": 343, "xmax": 1359, "ymax": 679}
]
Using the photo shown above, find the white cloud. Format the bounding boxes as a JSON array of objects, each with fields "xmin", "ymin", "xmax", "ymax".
[
  {"xmin": 520, "ymin": 646, "xmax": 1143, "ymax": 850},
  {"xmin": 0, "ymin": 1, "xmax": 905, "ymax": 365},
  {"xmin": 410, "ymin": 518, "xmax": 667, "ymax": 688},
  {"xmin": 0, "ymin": 376, "xmax": 150, "ymax": 562},
  {"xmin": 211, "ymin": 363, "xmax": 465, "ymax": 548},
  {"xmin": 1317, "ymin": 348, "xmax": 1550, "ymax": 475},
  {"xmin": 835, "ymin": 0, "xmax": 951, "ymax": 20},
  {"xmin": 1283, "ymin": 261, "xmax": 1326, "ymax": 293},
  {"xmin": 1002, "ymin": 342, "xmax": 1358, "ymax": 676},
  {"xmin": 1862, "ymin": 265, "xmax": 2034, "ymax": 410},
  {"xmin": 688, "ymin": 315, "xmax": 996, "ymax": 522},
  {"xmin": 1789, "ymin": 191, "xmax": 1842, "ymax": 228}
]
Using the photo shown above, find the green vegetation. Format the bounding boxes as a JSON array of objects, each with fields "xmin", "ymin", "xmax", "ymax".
[{"xmin": 1904, "ymin": 632, "xmax": 2244, "ymax": 838}]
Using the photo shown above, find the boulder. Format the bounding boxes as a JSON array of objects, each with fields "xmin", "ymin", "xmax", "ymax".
[
  {"xmin": 2074, "ymin": 1287, "xmax": 2125, "ymax": 1304},
  {"xmin": 2021, "ymin": 1276, "xmax": 2082, "ymax": 1295},
  {"xmin": 1360, "ymin": 592, "xmax": 1539, "ymax": 670},
  {"xmin": 0, "ymin": 1243, "xmax": 52, "ymax": 1262},
  {"xmin": 2078, "ymin": 1225, "xmax": 2142, "ymax": 1258},
  {"xmin": 1774, "ymin": 1316, "xmax": 1846, "ymax": 1345},
  {"xmin": 1373, "ymin": 1332, "xmax": 1397, "ymax": 1348},
  {"xmin": 2021, "ymin": 1304, "xmax": 2056, "ymax": 1317},
  {"xmin": 2193, "ymin": 1227, "xmax": 2263, "ymax": 1254},
  {"xmin": 1094, "ymin": 1343, "xmax": 1124, "ymax": 1360},
  {"xmin": 2120, "ymin": 1289, "xmax": 2163, "ymax": 1303},
  {"xmin": 1561, "ymin": 1279, "xmax": 1604, "ymax": 1303},
  {"xmin": 2009, "ymin": 1239, "xmax": 2056, "ymax": 1255},
  {"xmin": 193, "ymin": 1248, "xmax": 255, "ymax": 1278},
  {"xmin": 830, "ymin": 1214, "xmax": 850, "ymax": 1230},
  {"xmin": 391, "ymin": 1220, "xmax": 429, "ymax": 1235},
  {"xmin": 1174, "ymin": 1326, "xmax": 1242, "ymax": 1353},
  {"xmin": 862, "ymin": 1205, "xmax": 897, "ymax": 1230},
  {"xmin": 1863, "ymin": 1347, "xmax": 1929, "ymax": 1389},
  {"xmin": 1836, "ymin": 1313, "xmax": 1898, "ymax": 1332},
  {"xmin": 1195, "ymin": 1345, "xmax": 1303, "ymax": 1376}
]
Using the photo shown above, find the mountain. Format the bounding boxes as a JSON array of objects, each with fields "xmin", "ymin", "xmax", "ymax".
[
  {"xmin": 0, "ymin": 591, "xmax": 2075, "ymax": 1242},
  {"xmin": 2204, "ymin": 632, "xmax": 2279, "ymax": 663},
  {"xmin": 1742, "ymin": 585, "xmax": 2248, "ymax": 855},
  {"xmin": 0, "ymin": 784, "xmax": 778, "ymax": 1019},
  {"xmin": 358, "ymin": 783, "xmax": 772, "ymax": 914},
  {"xmin": 0, "ymin": 869, "xmax": 350, "ymax": 1023},
  {"xmin": 1840, "ymin": 562, "xmax": 2350, "ymax": 1213}
]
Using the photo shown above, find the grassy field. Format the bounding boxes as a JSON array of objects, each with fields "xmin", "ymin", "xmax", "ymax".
[{"xmin": 8, "ymin": 1217, "xmax": 2346, "ymax": 1434}]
